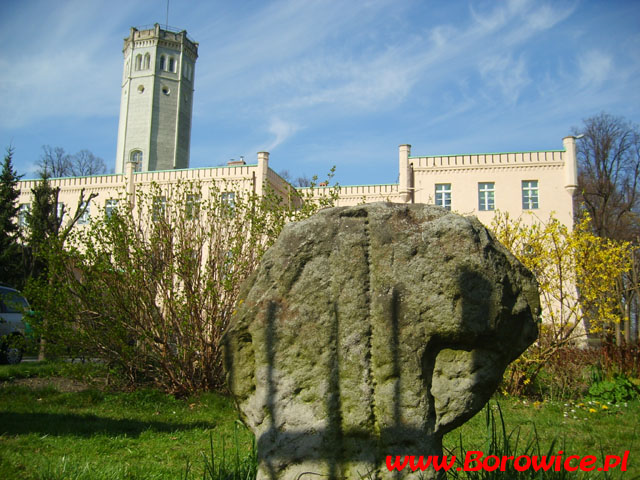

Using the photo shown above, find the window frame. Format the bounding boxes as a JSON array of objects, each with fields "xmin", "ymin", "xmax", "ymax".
[
  {"xmin": 105, "ymin": 199, "xmax": 119, "ymax": 218},
  {"xmin": 522, "ymin": 180, "xmax": 539, "ymax": 210},
  {"xmin": 478, "ymin": 182, "xmax": 495, "ymax": 211},
  {"xmin": 130, "ymin": 150, "xmax": 143, "ymax": 172},
  {"xmin": 434, "ymin": 183, "xmax": 452, "ymax": 210},
  {"xmin": 18, "ymin": 203, "xmax": 30, "ymax": 228},
  {"xmin": 77, "ymin": 201, "xmax": 90, "ymax": 225},
  {"xmin": 152, "ymin": 196, "xmax": 167, "ymax": 222}
]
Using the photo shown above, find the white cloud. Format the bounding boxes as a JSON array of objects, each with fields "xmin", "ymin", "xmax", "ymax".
[
  {"xmin": 578, "ymin": 50, "xmax": 613, "ymax": 89},
  {"xmin": 478, "ymin": 54, "xmax": 531, "ymax": 104},
  {"xmin": 264, "ymin": 118, "xmax": 300, "ymax": 151}
]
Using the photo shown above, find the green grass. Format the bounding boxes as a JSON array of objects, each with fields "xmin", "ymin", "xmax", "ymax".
[
  {"xmin": 443, "ymin": 400, "xmax": 639, "ymax": 479},
  {"xmin": 0, "ymin": 363, "xmax": 255, "ymax": 479},
  {"xmin": 0, "ymin": 359, "xmax": 108, "ymax": 383},
  {"xmin": 1, "ymin": 362, "xmax": 638, "ymax": 479}
]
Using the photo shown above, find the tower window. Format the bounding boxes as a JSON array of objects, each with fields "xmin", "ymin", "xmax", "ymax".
[
  {"xmin": 135, "ymin": 54, "xmax": 142, "ymax": 71},
  {"xmin": 130, "ymin": 150, "xmax": 143, "ymax": 171},
  {"xmin": 159, "ymin": 55, "xmax": 166, "ymax": 71},
  {"xmin": 144, "ymin": 53, "xmax": 150, "ymax": 69},
  {"xmin": 169, "ymin": 57, "xmax": 175, "ymax": 72}
]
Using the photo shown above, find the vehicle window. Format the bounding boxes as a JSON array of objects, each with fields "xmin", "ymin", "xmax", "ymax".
[{"xmin": 1, "ymin": 291, "xmax": 29, "ymax": 313}]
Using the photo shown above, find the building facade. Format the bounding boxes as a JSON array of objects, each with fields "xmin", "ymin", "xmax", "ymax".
[
  {"xmin": 17, "ymin": 23, "xmax": 577, "ymax": 233},
  {"xmin": 16, "ymin": 139, "xmax": 578, "ymax": 234},
  {"xmin": 309, "ymin": 136, "xmax": 578, "ymax": 229}
]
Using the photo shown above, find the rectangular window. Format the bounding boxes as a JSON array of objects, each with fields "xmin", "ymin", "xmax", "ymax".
[
  {"xmin": 221, "ymin": 192, "xmax": 235, "ymax": 209},
  {"xmin": 18, "ymin": 204, "xmax": 30, "ymax": 228},
  {"xmin": 77, "ymin": 201, "xmax": 90, "ymax": 225},
  {"xmin": 56, "ymin": 202, "xmax": 65, "ymax": 222},
  {"xmin": 478, "ymin": 182, "xmax": 495, "ymax": 211},
  {"xmin": 186, "ymin": 194, "xmax": 201, "ymax": 219},
  {"xmin": 105, "ymin": 199, "xmax": 119, "ymax": 218},
  {"xmin": 152, "ymin": 196, "xmax": 167, "ymax": 221},
  {"xmin": 435, "ymin": 183, "xmax": 452, "ymax": 210},
  {"xmin": 522, "ymin": 180, "xmax": 539, "ymax": 210}
]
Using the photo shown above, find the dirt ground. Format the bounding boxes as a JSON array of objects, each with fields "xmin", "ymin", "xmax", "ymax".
[{"xmin": 3, "ymin": 376, "xmax": 92, "ymax": 392}]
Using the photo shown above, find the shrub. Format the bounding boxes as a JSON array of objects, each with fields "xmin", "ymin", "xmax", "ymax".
[
  {"xmin": 27, "ymin": 177, "xmax": 338, "ymax": 395},
  {"xmin": 587, "ymin": 374, "xmax": 640, "ymax": 404}
]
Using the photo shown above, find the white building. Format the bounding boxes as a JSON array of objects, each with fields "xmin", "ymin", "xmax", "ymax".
[
  {"xmin": 115, "ymin": 24, "xmax": 198, "ymax": 174},
  {"xmin": 17, "ymin": 24, "xmax": 576, "ymax": 232}
]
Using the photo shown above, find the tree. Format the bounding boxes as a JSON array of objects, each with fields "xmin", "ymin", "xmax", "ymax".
[
  {"xmin": 70, "ymin": 149, "xmax": 107, "ymax": 176},
  {"xmin": 28, "ymin": 173, "xmax": 338, "ymax": 394},
  {"xmin": 26, "ymin": 174, "xmax": 60, "ymax": 278},
  {"xmin": 25, "ymin": 171, "xmax": 97, "ymax": 360},
  {"xmin": 38, "ymin": 146, "xmax": 71, "ymax": 178},
  {"xmin": 491, "ymin": 211, "xmax": 634, "ymax": 395},
  {"xmin": 38, "ymin": 145, "xmax": 107, "ymax": 178},
  {"xmin": 0, "ymin": 147, "xmax": 24, "ymax": 287},
  {"xmin": 575, "ymin": 113, "xmax": 640, "ymax": 344},
  {"xmin": 278, "ymin": 169, "xmax": 312, "ymax": 187},
  {"xmin": 575, "ymin": 113, "xmax": 640, "ymax": 241}
]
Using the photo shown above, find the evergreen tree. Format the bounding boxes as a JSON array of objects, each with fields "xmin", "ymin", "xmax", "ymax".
[
  {"xmin": 27, "ymin": 173, "xmax": 60, "ymax": 279},
  {"xmin": 0, "ymin": 147, "xmax": 23, "ymax": 287}
]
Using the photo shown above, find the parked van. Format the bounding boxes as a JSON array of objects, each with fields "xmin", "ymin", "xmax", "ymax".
[{"xmin": 0, "ymin": 286, "xmax": 29, "ymax": 364}]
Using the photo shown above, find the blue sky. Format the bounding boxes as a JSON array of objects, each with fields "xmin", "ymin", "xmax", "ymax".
[{"xmin": 1, "ymin": 0, "xmax": 639, "ymax": 185}]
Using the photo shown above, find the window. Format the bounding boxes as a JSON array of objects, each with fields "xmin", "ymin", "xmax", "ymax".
[
  {"xmin": 18, "ymin": 204, "xmax": 30, "ymax": 228},
  {"xmin": 435, "ymin": 183, "xmax": 451, "ymax": 210},
  {"xmin": 169, "ymin": 57, "xmax": 175, "ymax": 73},
  {"xmin": 0, "ymin": 289, "xmax": 29, "ymax": 313},
  {"xmin": 221, "ymin": 192, "xmax": 235, "ymax": 209},
  {"xmin": 159, "ymin": 55, "xmax": 166, "ymax": 71},
  {"xmin": 186, "ymin": 194, "xmax": 201, "ymax": 219},
  {"xmin": 105, "ymin": 199, "xmax": 119, "ymax": 218},
  {"xmin": 522, "ymin": 180, "xmax": 539, "ymax": 210},
  {"xmin": 77, "ymin": 201, "xmax": 90, "ymax": 225},
  {"xmin": 478, "ymin": 182, "xmax": 495, "ymax": 211},
  {"xmin": 130, "ymin": 150, "xmax": 143, "ymax": 171},
  {"xmin": 135, "ymin": 54, "xmax": 142, "ymax": 70},
  {"xmin": 56, "ymin": 202, "xmax": 65, "ymax": 222},
  {"xmin": 152, "ymin": 196, "xmax": 167, "ymax": 221},
  {"xmin": 143, "ymin": 53, "xmax": 150, "ymax": 69}
]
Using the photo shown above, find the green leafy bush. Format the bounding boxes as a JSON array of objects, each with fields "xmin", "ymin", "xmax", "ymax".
[{"xmin": 587, "ymin": 374, "xmax": 640, "ymax": 403}]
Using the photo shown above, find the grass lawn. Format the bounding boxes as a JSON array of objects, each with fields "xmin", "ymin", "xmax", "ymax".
[{"xmin": 0, "ymin": 361, "xmax": 638, "ymax": 479}]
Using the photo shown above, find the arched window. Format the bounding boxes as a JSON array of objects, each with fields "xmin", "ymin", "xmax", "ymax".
[
  {"xmin": 169, "ymin": 57, "xmax": 175, "ymax": 73},
  {"xmin": 159, "ymin": 55, "xmax": 166, "ymax": 71},
  {"xmin": 130, "ymin": 150, "xmax": 143, "ymax": 171},
  {"xmin": 135, "ymin": 54, "xmax": 142, "ymax": 70},
  {"xmin": 143, "ymin": 53, "xmax": 150, "ymax": 69}
]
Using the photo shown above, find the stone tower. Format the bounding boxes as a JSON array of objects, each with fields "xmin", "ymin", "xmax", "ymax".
[{"xmin": 115, "ymin": 24, "xmax": 198, "ymax": 173}]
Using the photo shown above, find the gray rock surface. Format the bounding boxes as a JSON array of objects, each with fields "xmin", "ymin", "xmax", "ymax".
[{"xmin": 223, "ymin": 203, "xmax": 539, "ymax": 479}]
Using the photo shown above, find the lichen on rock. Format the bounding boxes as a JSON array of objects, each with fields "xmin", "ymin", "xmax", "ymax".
[{"xmin": 223, "ymin": 203, "xmax": 539, "ymax": 479}]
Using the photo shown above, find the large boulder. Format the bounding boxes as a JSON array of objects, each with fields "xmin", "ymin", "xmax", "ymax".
[{"xmin": 223, "ymin": 203, "xmax": 539, "ymax": 479}]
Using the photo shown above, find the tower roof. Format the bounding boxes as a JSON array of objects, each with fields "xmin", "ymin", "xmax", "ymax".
[{"xmin": 124, "ymin": 23, "xmax": 198, "ymax": 58}]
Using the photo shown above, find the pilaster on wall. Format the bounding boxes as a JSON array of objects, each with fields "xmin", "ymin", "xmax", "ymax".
[
  {"xmin": 562, "ymin": 136, "xmax": 578, "ymax": 196},
  {"xmin": 398, "ymin": 144, "xmax": 412, "ymax": 203},
  {"xmin": 126, "ymin": 160, "xmax": 136, "ymax": 208},
  {"xmin": 256, "ymin": 152, "xmax": 269, "ymax": 197}
]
